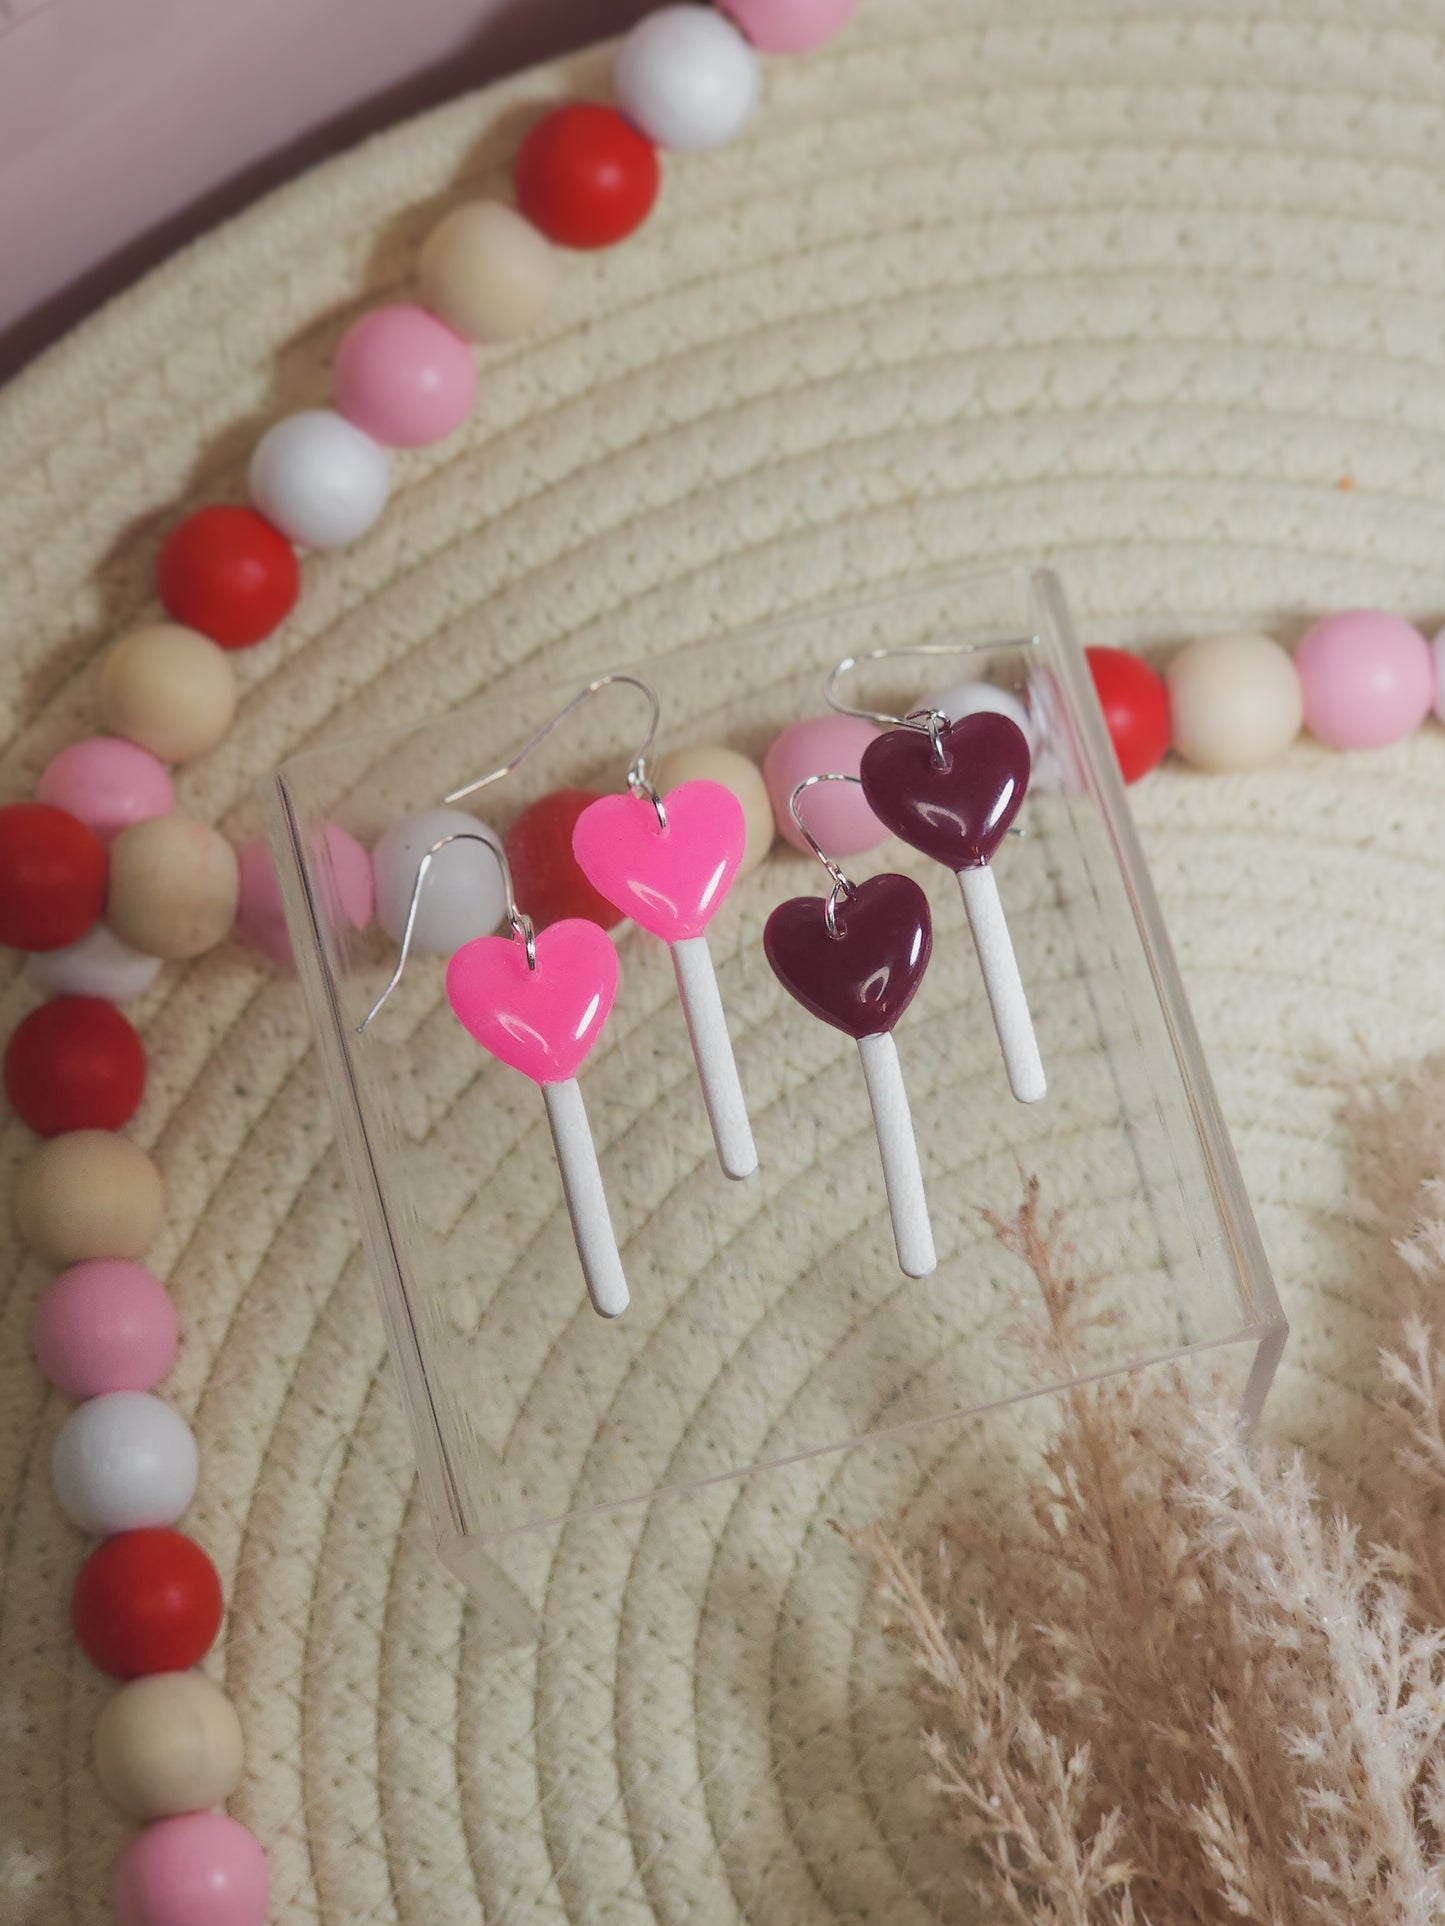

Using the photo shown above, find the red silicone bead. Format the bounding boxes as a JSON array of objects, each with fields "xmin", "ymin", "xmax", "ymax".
[
  {"xmin": 4, "ymin": 996, "xmax": 147, "ymax": 1136},
  {"xmin": 72, "ymin": 1528, "xmax": 224, "ymax": 1679},
  {"xmin": 0, "ymin": 802, "xmax": 107, "ymax": 952},
  {"xmin": 505, "ymin": 789, "xmax": 623, "ymax": 932},
  {"xmin": 1086, "ymin": 646, "xmax": 1171, "ymax": 785},
  {"xmin": 514, "ymin": 104, "xmax": 660, "ymax": 249},
  {"xmin": 156, "ymin": 505, "xmax": 300, "ymax": 650}
]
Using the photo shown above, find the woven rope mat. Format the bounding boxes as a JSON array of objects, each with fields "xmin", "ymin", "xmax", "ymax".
[{"xmin": 4, "ymin": 1, "xmax": 1445, "ymax": 1918}]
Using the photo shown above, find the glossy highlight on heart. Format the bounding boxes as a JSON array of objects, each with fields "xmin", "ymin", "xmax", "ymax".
[
  {"xmin": 445, "ymin": 917, "xmax": 619, "ymax": 1085},
  {"xmin": 764, "ymin": 872, "xmax": 932, "ymax": 1040},
  {"xmin": 572, "ymin": 779, "xmax": 745, "ymax": 941},
  {"xmin": 859, "ymin": 712, "xmax": 1031, "ymax": 871}
]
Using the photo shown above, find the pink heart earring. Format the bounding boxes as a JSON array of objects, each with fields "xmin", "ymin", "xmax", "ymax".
[
  {"xmin": 826, "ymin": 647, "xmax": 1046, "ymax": 1107},
  {"xmin": 359, "ymin": 830, "xmax": 628, "ymax": 1319},
  {"xmin": 764, "ymin": 775, "xmax": 936, "ymax": 1279},
  {"xmin": 571, "ymin": 774, "xmax": 755, "ymax": 1182},
  {"xmin": 446, "ymin": 673, "xmax": 755, "ymax": 1180}
]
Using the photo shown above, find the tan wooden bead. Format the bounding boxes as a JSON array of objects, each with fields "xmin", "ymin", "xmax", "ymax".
[
  {"xmin": 14, "ymin": 1130, "xmax": 163, "ymax": 1265},
  {"xmin": 98, "ymin": 625, "xmax": 238, "ymax": 763},
  {"xmin": 107, "ymin": 817, "xmax": 239, "ymax": 959},
  {"xmin": 1166, "ymin": 630, "xmax": 1304, "ymax": 773},
  {"xmin": 95, "ymin": 1672, "xmax": 245, "ymax": 1821},
  {"xmin": 654, "ymin": 743, "xmax": 775, "ymax": 879},
  {"xmin": 418, "ymin": 201, "xmax": 560, "ymax": 343}
]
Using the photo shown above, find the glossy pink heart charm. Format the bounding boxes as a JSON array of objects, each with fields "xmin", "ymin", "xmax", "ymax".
[
  {"xmin": 445, "ymin": 917, "xmax": 619, "ymax": 1085},
  {"xmin": 571, "ymin": 780, "xmax": 745, "ymax": 941}
]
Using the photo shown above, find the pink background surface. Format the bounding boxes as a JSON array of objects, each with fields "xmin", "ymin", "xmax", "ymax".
[{"xmin": 0, "ymin": 0, "xmax": 652, "ymax": 379}]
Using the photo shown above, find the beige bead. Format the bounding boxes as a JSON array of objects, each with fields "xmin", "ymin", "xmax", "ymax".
[
  {"xmin": 15, "ymin": 1130, "xmax": 163, "ymax": 1265},
  {"xmin": 418, "ymin": 201, "xmax": 560, "ymax": 343},
  {"xmin": 1166, "ymin": 630, "xmax": 1304, "ymax": 773},
  {"xmin": 95, "ymin": 1672, "xmax": 245, "ymax": 1821},
  {"xmin": 98, "ymin": 625, "xmax": 238, "ymax": 763},
  {"xmin": 654, "ymin": 743, "xmax": 775, "ymax": 879},
  {"xmin": 107, "ymin": 817, "xmax": 239, "ymax": 959}
]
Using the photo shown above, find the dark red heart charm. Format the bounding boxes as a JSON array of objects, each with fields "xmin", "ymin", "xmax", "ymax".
[
  {"xmin": 764, "ymin": 872, "xmax": 932, "ymax": 1040},
  {"xmin": 859, "ymin": 712, "xmax": 1030, "ymax": 871}
]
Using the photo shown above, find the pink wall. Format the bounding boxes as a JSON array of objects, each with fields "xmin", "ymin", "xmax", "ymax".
[{"xmin": 0, "ymin": 0, "xmax": 653, "ymax": 378}]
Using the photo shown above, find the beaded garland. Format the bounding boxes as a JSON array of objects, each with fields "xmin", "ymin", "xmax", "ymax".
[
  {"xmin": 0, "ymin": 8, "xmax": 857, "ymax": 1922},
  {"xmin": 3, "ymin": 4, "xmax": 1445, "ymax": 1921},
  {"xmin": 1082, "ymin": 609, "xmax": 1445, "ymax": 786}
]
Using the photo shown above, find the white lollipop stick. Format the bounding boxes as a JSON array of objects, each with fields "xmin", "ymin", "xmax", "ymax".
[
  {"xmin": 542, "ymin": 1078, "xmax": 629, "ymax": 1319},
  {"xmin": 956, "ymin": 864, "xmax": 1046, "ymax": 1104},
  {"xmin": 671, "ymin": 935, "xmax": 758, "ymax": 1180},
  {"xmin": 856, "ymin": 1031, "xmax": 936, "ymax": 1279}
]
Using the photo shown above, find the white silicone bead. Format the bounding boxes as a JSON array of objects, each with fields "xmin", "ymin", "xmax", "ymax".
[
  {"xmin": 25, "ymin": 923, "xmax": 162, "ymax": 1004},
  {"xmin": 372, "ymin": 806, "xmax": 507, "ymax": 957},
  {"xmin": 51, "ymin": 1392, "xmax": 199, "ymax": 1535},
  {"xmin": 248, "ymin": 409, "xmax": 390, "ymax": 550},
  {"xmin": 614, "ymin": 5, "xmax": 760, "ymax": 153},
  {"xmin": 931, "ymin": 678, "xmax": 1034, "ymax": 747}
]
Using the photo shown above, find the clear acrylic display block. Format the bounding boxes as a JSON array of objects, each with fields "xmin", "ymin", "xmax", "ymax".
[{"xmin": 265, "ymin": 566, "xmax": 1285, "ymax": 1634}]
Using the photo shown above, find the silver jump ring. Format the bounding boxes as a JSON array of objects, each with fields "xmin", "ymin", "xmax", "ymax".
[
  {"xmin": 628, "ymin": 757, "xmax": 669, "ymax": 831},
  {"xmin": 823, "ymin": 876, "xmax": 854, "ymax": 940},
  {"xmin": 904, "ymin": 706, "xmax": 950, "ymax": 766},
  {"xmin": 513, "ymin": 909, "xmax": 538, "ymax": 971}
]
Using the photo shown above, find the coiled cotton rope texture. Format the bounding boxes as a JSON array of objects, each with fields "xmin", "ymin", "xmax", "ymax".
[{"xmin": 5, "ymin": 1, "xmax": 1445, "ymax": 1919}]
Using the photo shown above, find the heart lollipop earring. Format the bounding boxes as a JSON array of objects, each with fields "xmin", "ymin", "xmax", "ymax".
[
  {"xmin": 359, "ymin": 830, "xmax": 628, "ymax": 1320},
  {"xmin": 827, "ymin": 649, "xmax": 1046, "ymax": 1106},
  {"xmin": 764, "ymin": 775, "xmax": 936, "ymax": 1279},
  {"xmin": 448, "ymin": 675, "xmax": 756, "ymax": 1181},
  {"xmin": 572, "ymin": 771, "xmax": 756, "ymax": 1183}
]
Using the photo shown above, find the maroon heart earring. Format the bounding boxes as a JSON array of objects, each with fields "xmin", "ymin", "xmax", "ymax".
[
  {"xmin": 826, "ymin": 651, "xmax": 1046, "ymax": 1106},
  {"xmin": 764, "ymin": 775, "xmax": 936, "ymax": 1279}
]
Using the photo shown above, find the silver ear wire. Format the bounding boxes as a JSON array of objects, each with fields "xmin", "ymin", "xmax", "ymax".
[
  {"xmin": 824, "ymin": 637, "xmax": 1039, "ymax": 766},
  {"xmin": 823, "ymin": 641, "xmax": 1035, "ymax": 819},
  {"xmin": 357, "ymin": 830, "xmax": 533, "ymax": 1034},
  {"xmin": 789, "ymin": 773, "xmax": 863, "ymax": 938},
  {"xmin": 444, "ymin": 673, "xmax": 668, "ymax": 828}
]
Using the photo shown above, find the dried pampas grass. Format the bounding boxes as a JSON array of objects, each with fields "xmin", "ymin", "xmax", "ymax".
[{"xmin": 859, "ymin": 1172, "xmax": 1445, "ymax": 1925}]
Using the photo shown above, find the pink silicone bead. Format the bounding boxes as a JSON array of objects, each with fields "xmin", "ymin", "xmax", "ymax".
[
  {"xmin": 32, "ymin": 1259, "xmax": 177, "ymax": 1400},
  {"xmin": 717, "ymin": 0, "xmax": 856, "ymax": 53},
  {"xmin": 1432, "ymin": 626, "xmax": 1445, "ymax": 723},
  {"xmin": 234, "ymin": 826, "xmax": 373, "ymax": 966},
  {"xmin": 333, "ymin": 303, "xmax": 477, "ymax": 448},
  {"xmin": 763, "ymin": 715, "xmax": 887, "ymax": 856},
  {"xmin": 113, "ymin": 1813, "xmax": 268, "ymax": 1926},
  {"xmin": 1294, "ymin": 609, "xmax": 1436, "ymax": 749},
  {"xmin": 37, "ymin": 738, "xmax": 174, "ymax": 846}
]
